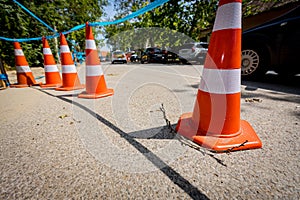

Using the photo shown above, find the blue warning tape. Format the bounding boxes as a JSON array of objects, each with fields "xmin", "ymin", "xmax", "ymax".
[{"xmin": 1, "ymin": 0, "xmax": 170, "ymax": 42}]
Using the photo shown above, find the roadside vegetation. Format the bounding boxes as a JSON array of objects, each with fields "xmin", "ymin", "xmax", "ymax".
[{"xmin": 0, "ymin": 0, "xmax": 296, "ymax": 69}]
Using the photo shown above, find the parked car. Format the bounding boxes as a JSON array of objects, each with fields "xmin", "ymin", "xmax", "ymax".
[
  {"xmin": 241, "ymin": 5, "xmax": 300, "ymax": 78},
  {"xmin": 162, "ymin": 49, "xmax": 180, "ymax": 63},
  {"xmin": 177, "ymin": 42, "xmax": 208, "ymax": 64},
  {"xmin": 141, "ymin": 47, "xmax": 165, "ymax": 64},
  {"xmin": 130, "ymin": 54, "xmax": 140, "ymax": 62},
  {"xmin": 111, "ymin": 50, "xmax": 127, "ymax": 64}
]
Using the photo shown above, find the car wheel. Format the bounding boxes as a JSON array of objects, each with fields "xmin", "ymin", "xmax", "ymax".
[
  {"xmin": 241, "ymin": 46, "xmax": 269, "ymax": 79},
  {"xmin": 141, "ymin": 60, "xmax": 144, "ymax": 64},
  {"xmin": 111, "ymin": 61, "xmax": 114, "ymax": 64}
]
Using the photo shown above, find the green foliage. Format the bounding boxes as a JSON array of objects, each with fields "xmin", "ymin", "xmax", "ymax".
[
  {"xmin": 104, "ymin": 0, "xmax": 289, "ymax": 50},
  {"xmin": 0, "ymin": 0, "xmax": 108, "ymax": 68},
  {"xmin": 104, "ymin": 0, "xmax": 219, "ymax": 50}
]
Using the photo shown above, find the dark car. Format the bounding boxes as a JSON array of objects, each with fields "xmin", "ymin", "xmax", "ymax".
[
  {"xmin": 161, "ymin": 48, "xmax": 181, "ymax": 63},
  {"xmin": 141, "ymin": 47, "xmax": 165, "ymax": 64},
  {"xmin": 241, "ymin": 5, "xmax": 300, "ymax": 79}
]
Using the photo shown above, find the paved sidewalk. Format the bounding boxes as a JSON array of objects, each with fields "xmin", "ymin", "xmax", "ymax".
[{"xmin": 0, "ymin": 64, "xmax": 299, "ymax": 199}]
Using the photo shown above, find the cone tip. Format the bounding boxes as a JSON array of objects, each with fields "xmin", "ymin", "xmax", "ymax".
[{"xmin": 13, "ymin": 41, "xmax": 20, "ymax": 48}]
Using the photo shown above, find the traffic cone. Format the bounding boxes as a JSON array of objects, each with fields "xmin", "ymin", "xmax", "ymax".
[
  {"xmin": 40, "ymin": 37, "xmax": 62, "ymax": 88},
  {"xmin": 11, "ymin": 42, "xmax": 40, "ymax": 88},
  {"xmin": 175, "ymin": 0, "xmax": 262, "ymax": 152},
  {"xmin": 55, "ymin": 33, "xmax": 84, "ymax": 91},
  {"xmin": 78, "ymin": 22, "xmax": 113, "ymax": 99}
]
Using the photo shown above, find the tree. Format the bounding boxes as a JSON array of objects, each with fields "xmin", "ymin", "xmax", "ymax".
[
  {"xmin": 104, "ymin": 0, "xmax": 296, "ymax": 50},
  {"xmin": 0, "ymin": 0, "xmax": 108, "ymax": 68},
  {"xmin": 104, "ymin": 0, "xmax": 219, "ymax": 49}
]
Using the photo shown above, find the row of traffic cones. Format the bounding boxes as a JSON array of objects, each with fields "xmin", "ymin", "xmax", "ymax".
[
  {"xmin": 11, "ymin": 23, "xmax": 113, "ymax": 99},
  {"xmin": 10, "ymin": 0, "xmax": 262, "ymax": 152}
]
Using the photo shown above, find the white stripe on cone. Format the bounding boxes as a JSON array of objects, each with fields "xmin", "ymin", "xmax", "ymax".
[
  {"xmin": 213, "ymin": 2, "xmax": 241, "ymax": 32},
  {"xmin": 43, "ymin": 48, "xmax": 52, "ymax": 55},
  {"xmin": 14, "ymin": 49, "xmax": 24, "ymax": 56},
  {"xmin": 199, "ymin": 68, "xmax": 241, "ymax": 94},
  {"xmin": 86, "ymin": 40, "xmax": 97, "ymax": 50},
  {"xmin": 86, "ymin": 65, "xmax": 103, "ymax": 76},
  {"xmin": 61, "ymin": 65, "xmax": 77, "ymax": 73},
  {"xmin": 16, "ymin": 66, "xmax": 31, "ymax": 73},
  {"xmin": 60, "ymin": 45, "xmax": 70, "ymax": 53},
  {"xmin": 44, "ymin": 65, "xmax": 59, "ymax": 72}
]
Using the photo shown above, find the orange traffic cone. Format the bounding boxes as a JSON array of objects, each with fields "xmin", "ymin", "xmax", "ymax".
[
  {"xmin": 11, "ymin": 42, "xmax": 40, "ymax": 88},
  {"xmin": 40, "ymin": 37, "xmax": 62, "ymax": 88},
  {"xmin": 175, "ymin": 0, "xmax": 262, "ymax": 152},
  {"xmin": 55, "ymin": 33, "xmax": 84, "ymax": 91},
  {"xmin": 78, "ymin": 22, "xmax": 113, "ymax": 99}
]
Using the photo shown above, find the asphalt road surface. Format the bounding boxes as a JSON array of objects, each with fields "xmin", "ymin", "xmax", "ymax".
[{"xmin": 1, "ymin": 63, "xmax": 299, "ymax": 199}]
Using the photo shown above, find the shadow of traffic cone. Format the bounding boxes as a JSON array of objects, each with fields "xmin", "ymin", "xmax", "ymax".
[
  {"xmin": 11, "ymin": 42, "xmax": 40, "ymax": 88},
  {"xmin": 78, "ymin": 22, "xmax": 113, "ymax": 99},
  {"xmin": 40, "ymin": 37, "xmax": 62, "ymax": 88},
  {"xmin": 175, "ymin": 0, "xmax": 262, "ymax": 152},
  {"xmin": 55, "ymin": 33, "xmax": 84, "ymax": 91}
]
